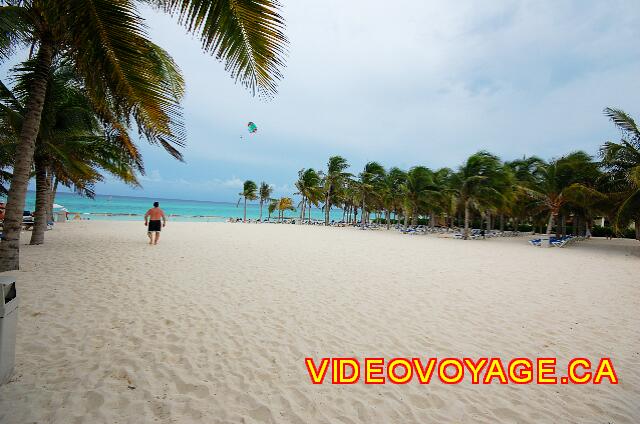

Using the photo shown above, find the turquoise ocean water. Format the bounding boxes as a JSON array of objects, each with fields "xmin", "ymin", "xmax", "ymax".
[{"xmin": 9, "ymin": 191, "xmax": 345, "ymax": 222}]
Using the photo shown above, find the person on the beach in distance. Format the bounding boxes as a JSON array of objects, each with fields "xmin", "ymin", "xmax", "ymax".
[{"xmin": 144, "ymin": 201, "xmax": 166, "ymax": 245}]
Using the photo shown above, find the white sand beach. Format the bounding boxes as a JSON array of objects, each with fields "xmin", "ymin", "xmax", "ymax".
[{"xmin": 0, "ymin": 221, "xmax": 638, "ymax": 423}]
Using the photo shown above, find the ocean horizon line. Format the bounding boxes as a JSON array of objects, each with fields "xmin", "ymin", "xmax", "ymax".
[
  {"xmin": 14, "ymin": 190, "xmax": 345, "ymax": 222},
  {"xmin": 24, "ymin": 190, "xmax": 250, "ymax": 206}
]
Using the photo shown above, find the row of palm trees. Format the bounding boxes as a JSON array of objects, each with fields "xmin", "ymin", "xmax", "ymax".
[
  {"xmin": 237, "ymin": 180, "xmax": 295, "ymax": 222},
  {"xmin": 289, "ymin": 108, "xmax": 640, "ymax": 241},
  {"xmin": 0, "ymin": 0, "xmax": 288, "ymax": 271}
]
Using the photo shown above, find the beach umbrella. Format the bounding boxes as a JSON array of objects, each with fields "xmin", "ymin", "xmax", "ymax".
[{"xmin": 53, "ymin": 203, "xmax": 65, "ymax": 209}]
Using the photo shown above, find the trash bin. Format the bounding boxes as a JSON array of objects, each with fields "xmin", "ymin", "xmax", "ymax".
[
  {"xmin": 56, "ymin": 211, "xmax": 66, "ymax": 223},
  {"xmin": 0, "ymin": 277, "xmax": 17, "ymax": 385}
]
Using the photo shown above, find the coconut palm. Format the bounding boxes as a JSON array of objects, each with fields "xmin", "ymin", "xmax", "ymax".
[
  {"xmin": 402, "ymin": 166, "xmax": 438, "ymax": 228},
  {"xmin": 0, "ymin": 0, "xmax": 288, "ymax": 270},
  {"xmin": 450, "ymin": 151, "xmax": 507, "ymax": 239},
  {"xmin": 522, "ymin": 152, "xmax": 601, "ymax": 235},
  {"xmin": 294, "ymin": 168, "xmax": 322, "ymax": 223},
  {"xmin": 380, "ymin": 167, "xmax": 406, "ymax": 229},
  {"xmin": 505, "ymin": 156, "xmax": 545, "ymax": 187},
  {"xmin": 357, "ymin": 161, "xmax": 385, "ymax": 224},
  {"xmin": 0, "ymin": 63, "xmax": 142, "ymax": 244},
  {"xmin": 0, "ymin": 141, "xmax": 12, "ymax": 194},
  {"xmin": 258, "ymin": 181, "xmax": 272, "ymax": 222},
  {"xmin": 322, "ymin": 156, "xmax": 350, "ymax": 225},
  {"xmin": 504, "ymin": 156, "xmax": 546, "ymax": 231},
  {"xmin": 425, "ymin": 167, "xmax": 455, "ymax": 228},
  {"xmin": 238, "ymin": 180, "xmax": 258, "ymax": 222},
  {"xmin": 340, "ymin": 177, "xmax": 360, "ymax": 224},
  {"xmin": 601, "ymin": 108, "xmax": 640, "ymax": 240},
  {"xmin": 267, "ymin": 198, "xmax": 278, "ymax": 221},
  {"xmin": 276, "ymin": 196, "xmax": 295, "ymax": 222}
]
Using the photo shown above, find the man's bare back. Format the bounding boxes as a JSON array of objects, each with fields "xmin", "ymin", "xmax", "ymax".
[
  {"xmin": 145, "ymin": 207, "xmax": 165, "ymax": 221},
  {"xmin": 144, "ymin": 202, "xmax": 167, "ymax": 245}
]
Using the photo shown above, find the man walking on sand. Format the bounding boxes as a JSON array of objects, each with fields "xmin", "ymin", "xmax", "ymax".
[{"xmin": 144, "ymin": 201, "xmax": 166, "ymax": 245}]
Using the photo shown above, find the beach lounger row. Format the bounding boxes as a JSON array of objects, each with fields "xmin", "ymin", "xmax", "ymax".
[{"xmin": 528, "ymin": 235, "xmax": 587, "ymax": 247}]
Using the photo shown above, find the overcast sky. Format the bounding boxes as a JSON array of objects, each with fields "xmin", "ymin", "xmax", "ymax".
[{"xmin": 23, "ymin": 1, "xmax": 640, "ymax": 201}]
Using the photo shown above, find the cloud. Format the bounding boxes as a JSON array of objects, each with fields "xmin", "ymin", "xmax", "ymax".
[
  {"xmin": 110, "ymin": 1, "xmax": 640, "ymax": 200},
  {"xmin": 139, "ymin": 169, "xmax": 162, "ymax": 183},
  {"xmin": 12, "ymin": 1, "xmax": 640, "ymax": 202}
]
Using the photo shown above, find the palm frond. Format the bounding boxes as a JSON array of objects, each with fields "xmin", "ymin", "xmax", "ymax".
[
  {"xmin": 149, "ymin": 0, "xmax": 288, "ymax": 97},
  {"xmin": 67, "ymin": 0, "xmax": 186, "ymax": 157},
  {"xmin": 0, "ymin": 4, "xmax": 32, "ymax": 62},
  {"xmin": 604, "ymin": 107, "xmax": 640, "ymax": 144}
]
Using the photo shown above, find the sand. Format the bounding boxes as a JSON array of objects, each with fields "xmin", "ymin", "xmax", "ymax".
[{"xmin": 0, "ymin": 221, "xmax": 638, "ymax": 423}]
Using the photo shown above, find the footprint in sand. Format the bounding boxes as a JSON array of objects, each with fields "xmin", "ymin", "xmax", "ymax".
[{"xmin": 85, "ymin": 391, "xmax": 105, "ymax": 411}]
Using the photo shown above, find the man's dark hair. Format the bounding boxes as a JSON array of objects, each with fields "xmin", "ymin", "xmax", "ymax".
[{"xmin": 153, "ymin": 201, "xmax": 159, "ymax": 207}]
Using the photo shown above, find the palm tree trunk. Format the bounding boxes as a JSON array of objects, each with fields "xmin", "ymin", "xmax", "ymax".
[
  {"xmin": 259, "ymin": 200, "xmax": 264, "ymax": 222},
  {"xmin": 635, "ymin": 218, "xmax": 640, "ymax": 241},
  {"xmin": 243, "ymin": 197, "xmax": 247, "ymax": 222},
  {"xmin": 47, "ymin": 177, "xmax": 58, "ymax": 223},
  {"xmin": 361, "ymin": 197, "xmax": 366, "ymax": 225},
  {"xmin": 324, "ymin": 191, "xmax": 330, "ymax": 225},
  {"xmin": 299, "ymin": 197, "xmax": 305, "ymax": 220},
  {"xmin": 499, "ymin": 214, "xmax": 505, "ymax": 232},
  {"xmin": 545, "ymin": 212, "xmax": 554, "ymax": 235},
  {"xmin": 560, "ymin": 214, "xmax": 566, "ymax": 237},
  {"xmin": 0, "ymin": 42, "xmax": 53, "ymax": 272},
  {"xmin": 386, "ymin": 210, "xmax": 391, "ymax": 230},
  {"xmin": 30, "ymin": 157, "xmax": 49, "ymax": 245},
  {"xmin": 463, "ymin": 200, "xmax": 470, "ymax": 239}
]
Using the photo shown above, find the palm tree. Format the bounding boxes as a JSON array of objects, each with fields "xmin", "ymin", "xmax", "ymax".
[
  {"xmin": 505, "ymin": 156, "xmax": 546, "ymax": 231},
  {"xmin": 522, "ymin": 152, "xmax": 600, "ymax": 235},
  {"xmin": 0, "ymin": 62, "xmax": 142, "ymax": 245},
  {"xmin": 402, "ymin": 166, "xmax": 438, "ymax": 228},
  {"xmin": 267, "ymin": 198, "xmax": 278, "ymax": 221},
  {"xmin": 380, "ymin": 167, "xmax": 406, "ymax": 229},
  {"xmin": 258, "ymin": 182, "xmax": 272, "ymax": 222},
  {"xmin": 0, "ymin": 140, "xmax": 12, "ymax": 194},
  {"xmin": 0, "ymin": 0, "xmax": 288, "ymax": 270},
  {"xmin": 238, "ymin": 180, "xmax": 258, "ymax": 222},
  {"xmin": 341, "ymin": 177, "xmax": 360, "ymax": 224},
  {"xmin": 358, "ymin": 161, "xmax": 385, "ymax": 225},
  {"xmin": 601, "ymin": 108, "xmax": 640, "ymax": 240},
  {"xmin": 294, "ymin": 168, "xmax": 322, "ymax": 223},
  {"xmin": 322, "ymin": 156, "xmax": 350, "ymax": 225},
  {"xmin": 426, "ymin": 167, "xmax": 454, "ymax": 228},
  {"xmin": 276, "ymin": 196, "xmax": 295, "ymax": 222},
  {"xmin": 451, "ymin": 151, "xmax": 506, "ymax": 239}
]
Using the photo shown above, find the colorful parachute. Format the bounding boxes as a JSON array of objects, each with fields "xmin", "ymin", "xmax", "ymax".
[{"xmin": 247, "ymin": 122, "xmax": 258, "ymax": 134}]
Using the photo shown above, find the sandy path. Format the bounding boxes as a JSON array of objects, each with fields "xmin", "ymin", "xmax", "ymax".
[{"xmin": 0, "ymin": 221, "xmax": 638, "ymax": 423}]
